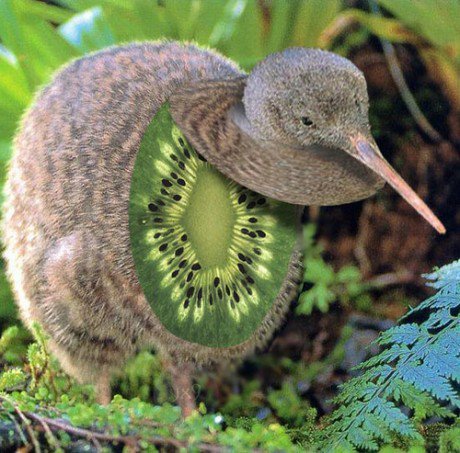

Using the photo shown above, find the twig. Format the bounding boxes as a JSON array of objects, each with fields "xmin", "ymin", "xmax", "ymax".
[
  {"xmin": 0, "ymin": 395, "xmax": 229, "ymax": 452},
  {"xmin": 368, "ymin": 0, "xmax": 443, "ymax": 143},
  {"xmin": 10, "ymin": 400, "xmax": 42, "ymax": 453},
  {"xmin": 5, "ymin": 411, "xmax": 29, "ymax": 447},
  {"xmin": 365, "ymin": 270, "xmax": 417, "ymax": 289},
  {"xmin": 34, "ymin": 416, "xmax": 62, "ymax": 452},
  {"xmin": 25, "ymin": 412, "xmax": 183, "ymax": 450},
  {"xmin": 354, "ymin": 201, "xmax": 373, "ymax": 276}
]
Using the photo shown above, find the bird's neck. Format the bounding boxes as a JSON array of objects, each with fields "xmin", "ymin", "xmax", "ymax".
[
  {"xmin": 169, "ymin": 78, "xmax": 381, "ymax": 206},
  {"xmin": 169, "ymin": 77, "xmax": 300, "ymax": 202},
  {"xmin": 169, "ymin": 77, "xmax": 247, "ymax": 165}
]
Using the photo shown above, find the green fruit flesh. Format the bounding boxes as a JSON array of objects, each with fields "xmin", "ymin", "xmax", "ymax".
[{"xmin": 129, "ymin": 103, "xmax": 298, "ymax": 347}]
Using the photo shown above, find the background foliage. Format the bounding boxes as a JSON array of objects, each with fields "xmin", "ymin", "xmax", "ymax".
[{"xmin": 0, "ymin": 0, "xmax": 459, "ymax": 451}]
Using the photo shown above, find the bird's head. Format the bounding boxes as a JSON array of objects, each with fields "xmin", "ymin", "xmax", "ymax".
[
  {"xmin": 239, "ymin": 48, "xmax": 444, "ymax": 233},
  {"xmin": 171, "ymin": 47, "xmax": 445, "ymax": 233},
  {"xmin": 244, "ymin": 48, "xmax": 371, "ymax": 152}
]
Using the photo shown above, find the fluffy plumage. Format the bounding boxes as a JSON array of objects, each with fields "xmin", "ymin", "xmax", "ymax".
[
  {"xmin": 3, "ymin": 43, "xmax": 303, "ymax": 410},
  {"xmin": 3, "ymin": 41, "xmax": 440, "ymax": 414}
]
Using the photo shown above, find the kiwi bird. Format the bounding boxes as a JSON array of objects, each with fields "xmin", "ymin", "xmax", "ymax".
[{"xmin": 3, "ymin": 42, "xmax": 444, "ymax": 417}]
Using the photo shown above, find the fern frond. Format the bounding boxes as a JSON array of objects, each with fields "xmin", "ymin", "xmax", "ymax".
[{"xmin": 318, "ymin": 259, "xmax": 460, "ymax": 451}]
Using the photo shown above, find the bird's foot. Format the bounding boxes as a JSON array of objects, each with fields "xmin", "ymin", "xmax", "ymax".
[
  {"xmin": 95, "ymin": 369, "xmax": 112, "ymax": 405},
  {"xmin": 163, "ymin": 357, "xmax": 197, "ymax": 418}
]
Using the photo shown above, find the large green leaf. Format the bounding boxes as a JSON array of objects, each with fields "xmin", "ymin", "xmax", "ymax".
[
  {"xmin": 290, "ymin": 0, "xmax": 341, "ymax": 47},
  {"xmin": 221, "ymin": 0, "xmax": 264, "ymax": 68},
  {"xmin": 14, "ymin": 0, "xmax": 73, "ymax": 24},
  {"xmin": 0, "ymin": 0, "xmax": 78, "ymax": 89},
  {"xmin": 59, "ymin": 7, "xmax": 116, "ymax": 52},
  {"xmin": 0, "ymin": 46, "xmax": 31, "ymax": 112},
  {"xmin": 379, "ymin": 0, "xmax": 460, "ymax": 57}
]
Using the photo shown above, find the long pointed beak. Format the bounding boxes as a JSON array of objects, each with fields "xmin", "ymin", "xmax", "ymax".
[{"xmin": 350, "ymin": 135, "xmax": 445, "ymax": 234}]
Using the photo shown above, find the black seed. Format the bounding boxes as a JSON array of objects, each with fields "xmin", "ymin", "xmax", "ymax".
[
  {"xmin": 153, "ymin": 217, "xmax": 163, "ymax": 223},
  {"xmin": 183, "ymin": 299, "xmax": 189, "ymax": 308},
  {"xmin": 198, "ymin": 288, "xmax": 203, "ymax": 300},
  {"xmin": 162, "ymin": 179, "xmax": 172, "ymax": 187},
  {"xmin": 175, "ymin": 247, "xmax": 184, "ymax": 256},
  {"xmin": 257, "ymin": 230, "xmax": 266, "ymax": 238},
  {"xmin": 238, "ymin": 263, "xmax": 246, "ymax": 274},
  {"xmin": 197, "ymin": 298, "xmax": 201, "ymax": 308},
  {"xmin": 166, "ymin": 228, "xmax": 175, "ymax": 234},
  {"xmin": 154, "ymin": 232, "xmax": 162, "ymax": 239},
  {"xmin": 187, "ymin": 271, "xmax": 194, "ymax": 282},
  {"xmin": 178, "ymin": 137, "xmax": 185, "ymax": 146},
  {"xmin": 177, "ymin": 178, "xmax": 186, "ymax": 186},
  {"xmin": 247, "ymin": 201, "xmax": 256, "ymax": 209},
  {"xmin": 171, "ymin": 270, "xmax": 179, "ymax": 278},
  {"xmin": 238, "ymin": 253, "xmax": 246, "ymax": 261},
  {"xmin": 170, "ymin": 172, "xmax": 178, "ymax": 179},
  {"xmin": 246, "ymin": 287, "xmax": 253, "ymax": 295},
  {"xmin": 233, "ymin": 291, "xmax": 240, "ymax": 302},
  {"xmin": 179, "ymin": 161, "xmax": 186, "ymax": 170},
  {"xmin": 191, "ymin": 263, "xmax": 201, "ymax": 271},
  {"xmin": 171, "ymin": 154, "xmax": 178, "ymax": 161},
  {"xmin": 161, "ymin": 189, "xmax": 169, "ymax": 196},
  {"xmin": 238, "ymin": 194, "xmax": 247, "ymax": 204},
  {"xmin": 241, "ymin": 228, "xmax": 249, "ymax": 235},
  {"xmin": 225, "ymin": 285, "xmax": 231, "ymax": 296},
  {"xmin": 214, "ymin": 277, "xmax": 220, "ymax": 287},
  {"xmin": 246, "ymin": 257, "xmax": 253, "ymax": 264},
  {"xmin": 257, "ymin": 198, "xmax": 266, "ymax": 205},
  {"xmin": 179, "ymin": 259, "xmax": 188, "ymax": 268},
  {"xmin": 173, "ymin": 195, "xmax": 182, "ymax": 201},
  {"xmin": 249, "ymin": 217, "xmax": 257, "ymax": 223},
  {"xmin": 148, "ymin": 203, "xmax": 158, "ymax": 212},
  {"xmin": 181, "ymin": 234, "xmax": 188, "ymax": 242},
  {"xmin": 249, "ymin": 232, "xmax": 257, "ymax": 238},
  {"xmin": 157, "ymin": 199, "xmax": 165, "ymax": 206},
  {"xmin": 209, "ymin": 295, "xmax": 213, "ymax": 305},
  {"xmin": 218, "ymin": 288, "xmax": 223, "ymax": 299},
  {"xmin": 168, "ymin": 258, "xmax": 174, "ymax": 265},
  {"xmin": 159, "ymin": 243, "xmax": 168, "ymax": 252},
  {"xmin": 180, "ymin": 281, "xmax": 185, "ymax": 288},
  {"xmin": 253, "ymin": 247, "xmax": 262, "ymax": 255},
  {"xmin": 197, "ymin": 153, "xmax": 207, "ymax": 162},
  {"xmin": 187, "ymin": 287, "xmax": 195, "ymax": 298},
  {"xmin": 183, "ymin": 149, "xmax": 191, "ymax": 159},
  {"xmin": 247, "ymin": 276, "xmax": 255, "ymax": 284}
]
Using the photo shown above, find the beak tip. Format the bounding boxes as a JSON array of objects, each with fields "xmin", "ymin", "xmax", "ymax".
[{"xmin": 351, "ymin": 135, "xmax": 446, "ymax": 236}]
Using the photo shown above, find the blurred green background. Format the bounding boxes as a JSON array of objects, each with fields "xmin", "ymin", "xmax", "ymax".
[
  {"xmin": 0, "ymin": 0, "xmax": 459, "ymax": 406},
  {"xmin": 0, "ymin": 1, "xmax": 459, "ymax": 449}
]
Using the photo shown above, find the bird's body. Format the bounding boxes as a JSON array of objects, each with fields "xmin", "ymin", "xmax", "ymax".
[
  {"xmin": 3, "ymin": 41, "xmax": 444, "ymax": 415},
  {"xmin": 3, "ymin": 43, "xmax": 301, "ymax": 410}
]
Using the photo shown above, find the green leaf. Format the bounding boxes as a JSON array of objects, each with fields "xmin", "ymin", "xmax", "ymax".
[
  {"xmin": 290, "ymin": 0, "xmax": 342, "ymax": 48},
  {"xmin": 208, "ymin": 0, "xmax": 249, "ymax": 47},
  {"xmin": 378, "ymin": 0, "xmax": 460, "ymax": 56},
  {"xmin": 14, "ymin": 0, "xmax": 73, "ymax": 24},
  {"xmin": 0, "ymin": 0, "xmax": 78, "ymax": 89},
  {"xmin": 59, "ymin": 7, "xmax": 116, "ymax": 52},
  {"xmin": 319, "ymin": 260, "xmax": 460, "ymax": 451}
]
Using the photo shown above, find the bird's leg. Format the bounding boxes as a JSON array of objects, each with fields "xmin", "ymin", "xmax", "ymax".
[
  {"xmin": 95, "ymin": 369, "xmax": 112, "ymax": 405},
  {"xmin": 162, "ymin": 357, "xmax": 197, "ymax": 418}
]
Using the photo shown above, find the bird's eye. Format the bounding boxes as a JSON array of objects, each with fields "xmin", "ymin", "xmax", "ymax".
[{"xmin": 301, "ymin": 116, "xmax": 313, "ymax": 126}]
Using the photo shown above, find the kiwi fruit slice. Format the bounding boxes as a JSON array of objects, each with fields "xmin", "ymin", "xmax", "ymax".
[{"xmin": 129, "ymin": 103, "xmax": 298, "ymax": 348}]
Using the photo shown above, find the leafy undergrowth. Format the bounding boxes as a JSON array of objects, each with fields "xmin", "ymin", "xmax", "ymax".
[
  {"xmin": 1, "ymin": 261, "xmax": 459, "ymax": 452},
  {"xmin": 0, "ymin": 324, "xmax": 317, "ymax": 452},
  {"xmin": 320, "ymin": 260, "xmax": 460, "ymax": 452}
]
